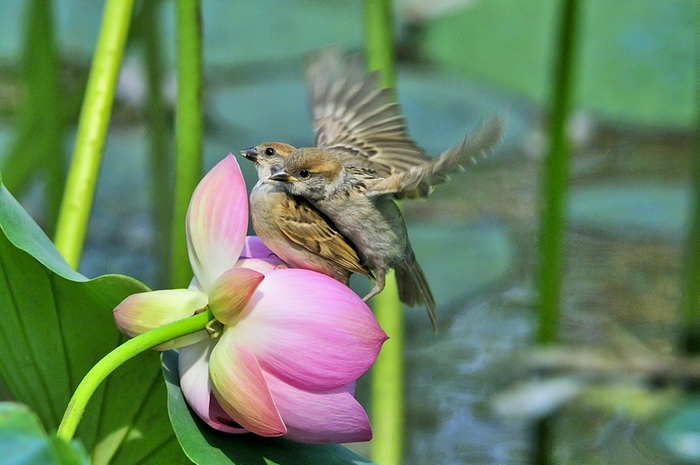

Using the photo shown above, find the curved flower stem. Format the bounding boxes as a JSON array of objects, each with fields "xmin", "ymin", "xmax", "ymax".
[
  {"xmin": 53, "ymin": 0, "xmax": 136, "ymax": 268},
  {"xmin": 56, "ymin": 309, "xmax": 214, "ymax": 441}
]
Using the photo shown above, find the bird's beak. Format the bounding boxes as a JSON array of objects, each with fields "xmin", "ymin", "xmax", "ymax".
[
  {"xmin": 239, "ymin": 147, "xmax": 258, "ymax": 162},
  {"xmin": 270, "ymin": 170, "xmax": 293, "ymax": 183}
]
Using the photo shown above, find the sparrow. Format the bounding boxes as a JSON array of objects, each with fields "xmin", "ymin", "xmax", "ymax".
[
  {"xmin": 239, "ymin": 142, "xmax": 372, "ymax": 285},
  {"xmin": 243, "ymin": 48, "xmax": 504, "ymax": 332},
  {"xmin": 269, "ymin": 120, "xmax": 502, "ymax": 333}
]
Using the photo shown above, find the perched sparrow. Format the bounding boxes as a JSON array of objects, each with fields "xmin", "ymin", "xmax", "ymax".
[
  {"xmin": 269, "ymin": 120, "xmax": 502, "ymax": 333},
  {"xmin": 268, "ymin": 147, "xmax": 431, "ymax": 323},
  {"xmin": 243, "ymin": 48, "xmax": 504, "ymax": 331},
  {"xmin": 240, "ymin": 141, "xmax": 371, "ymax": 284}
]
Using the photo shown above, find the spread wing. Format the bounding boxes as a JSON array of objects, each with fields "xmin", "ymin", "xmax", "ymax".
[
  {"xmin": 367, "ymin": 117, "xmax": 505, "ymax": 199},
  {"xmin": 305, "ymin": 48, "xmax": 432, "ymax": 178},
  {"xmin": 273, "ymin": 194, "xmax": 373, "ymax": 278}
]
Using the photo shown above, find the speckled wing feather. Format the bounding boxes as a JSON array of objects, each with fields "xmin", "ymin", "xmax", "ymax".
[
  {"xmin": 367, "ymin": 117, "xmax": 505, "ymax": 199},
  {"xmin": 305, "ymin": 48, "xmax": 432, "ymax": 178},
  {"xmin": 274, "ymin": 194, "xmax": 373, "ymax": 278}
]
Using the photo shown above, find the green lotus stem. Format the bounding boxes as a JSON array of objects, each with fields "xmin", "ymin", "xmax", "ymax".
[
  {"xmin": 171, "ymin": 0, "xmax": 204, "ymax": 288},
  {"xmin": 535, "ymin": 0, "xmax": 580, "ymax": 464},
  {"xmin": 32, "ymin": 0, "xmax": 63, "ymax": 238},
  {"xmin": 53, "ymin": 0, "xmax": 136, "ymax": 268},
  {"xmin": 537, "ymin": 0, "xmax": 579, "ymax": 346},
  {"xmin": 363, "ymin": 0, "xmax": 396, "ymax": 89},
  {"xmin": 56, "ymin": 309, "xmax": 214, "ymax": 441},
  {"xmin": 679, "ymin": 6, "xmax": 700, "ymax": 354},
  {"xmin": 363, "ymin": 1, "xmax": 403, "ymax": 464},
  {"xmin": 369, "ymin": 272, "xmax": 404, "ymax": 465},
  {"xmin": 2, "ymin": 0, "xmax": 63, "ymax": 238},
  {"xmin": 139, "ymin": 0, "xmax": 173, "ymax": 289}
]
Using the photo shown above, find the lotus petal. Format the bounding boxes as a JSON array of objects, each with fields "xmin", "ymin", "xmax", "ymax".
[
  {"xmin": 209, "ymin": 330, "xmax": 286, "ymax": 437},
  {"xmin": 233, "ymin": 269, "xmax": 387, "ymax": 390},
  {"xmin": 208, "ymin": 267, "xmax": 264, "ymax": 326},
  {"xmin": 234, "ymin": 257, "xmax": 283, "ymax": 274},
  {"xmin": 264, "ymin": 373, "xmax": 372, "ymax": 444},
  {"xmin": 186, "ymin": 155, "xmax": 248, "ymax": 292},
  {"xmin": 241, "ymin": 236, "xmax": 275, "ymax": 259},
  {"xmin": 179, "ymin": 340, "xmax": 248, "ymax": 433}
]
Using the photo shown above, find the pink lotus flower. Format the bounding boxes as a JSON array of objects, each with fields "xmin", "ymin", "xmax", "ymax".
[{"xmin": 114, "ymin": 155, "xmax": 387, "ymax": 443}]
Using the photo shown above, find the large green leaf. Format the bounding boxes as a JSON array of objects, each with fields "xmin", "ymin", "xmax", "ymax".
[
  {"xmin": 0, "ymin": 402, "xmax": 89, "ymax": 465},
  {"xmin": 162, "ymin": 351, "xmax": 376, "ymax": 465},
  {"xmin": 0, "ymin": 182, "xmax": 190, "ymax": 464},
  {"xmin": 421, "ymin": 0, "xmax": 694, "ymax": 128}
]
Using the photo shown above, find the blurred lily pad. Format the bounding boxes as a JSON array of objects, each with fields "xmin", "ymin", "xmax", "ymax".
[
  {"xmin": 1, "ymin": 0, "xmax": 363, "ymax": 65},
  {"xmin": 420, "ymin": 0, "xmax": 694, "ymax": 128},
  {"xmin": 655, "ymin": 398, "xmax": 700, "ymax": 464},
  {"xmin": 568, "ymin": 182, "xmax": 688, "ymax": 240},
  {"xmin": 407, "ymin": 220, "xmax": 517, "ymax": 308}
]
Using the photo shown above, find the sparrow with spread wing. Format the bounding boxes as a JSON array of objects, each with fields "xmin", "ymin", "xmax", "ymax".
[{"xmin": 242, "ymin": 49, "xmax": 503, "ymax": 332}]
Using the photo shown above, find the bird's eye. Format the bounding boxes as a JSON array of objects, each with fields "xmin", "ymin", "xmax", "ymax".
[
  {"xmin": 264, "ymin": 147, "xmax": 276, "ymax": 156},
  {"xmin": 298, "ymin": 169, "xmax": 311, "ymax": 179}
]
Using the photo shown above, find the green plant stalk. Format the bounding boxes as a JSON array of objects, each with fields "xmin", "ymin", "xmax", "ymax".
[
  {"xmin": 535, "ymin": 0, "xmax": 580, "ymax": 464},
  {"xmin": 37, "ymin": 0, "xmax": 64, "ymax": 238},
  {"xmin": 369, "ymin": 272, "xmax": 404, "ymax": 465},
  {"xmin": 533, "ymin": 418, "xmax": 554, "ymax": 465},
  {"xmin": 56, "ymin": 309, "xmax": 214, "ymax": 441},
  {"xmin": 139, "ymin": 0, "xmax": 173, "ymax": 290},
  {"xmin": 363, "ymin": 0, "xmax": 396, "ymax": 89},
  {"xmin": 537, "ymin": 0, "xmax": 579, "ymax": 346},
  {"xmin": 53, "ymin": 0, "xmax": 136, "ymax": 268},
  {"xmin": 2, "ymin": 0, "xmax": 63, "ymax": 236},
  {"xmin": 171, "ymin": 0, "xmax": 204, "ymax": 288},
  {"xmin": 363, "ymin": 1, "xmax": 403, "ymax": 464},
  {"xmin": 680, "ymin": 3, "xmax": 700, "ymax": 354}
]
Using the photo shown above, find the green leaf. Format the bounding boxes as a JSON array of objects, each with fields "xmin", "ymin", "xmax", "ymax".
[
  {"xmin": 162, "ymin": 351, "xmax": 376, "ymax": 465},
  {"xmin": 0, "ymin": 183, "xmax": 190, "ymax": 464},
  {"xmin": 0, "ymin": 402, "xmax": 89, "ymax": 465}
]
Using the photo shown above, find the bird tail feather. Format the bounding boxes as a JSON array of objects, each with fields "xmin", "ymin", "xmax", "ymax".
[{"xmin": 395, "ymin": 250, "xmax": 437, "ymax": 333}]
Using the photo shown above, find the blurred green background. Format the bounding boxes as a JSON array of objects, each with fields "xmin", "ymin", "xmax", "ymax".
[{"xmin": 0, "ymin": 0, "xmax": 695, "ymax": 464}]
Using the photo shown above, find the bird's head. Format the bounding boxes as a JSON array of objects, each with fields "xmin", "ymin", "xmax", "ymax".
[
  {"xmin": 269, "ymin": 148, "xmax": 342, "ymax": 201},
  {"xmin": 239, "ymin": 142, "xmax": 296, "ymax": 180}
]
